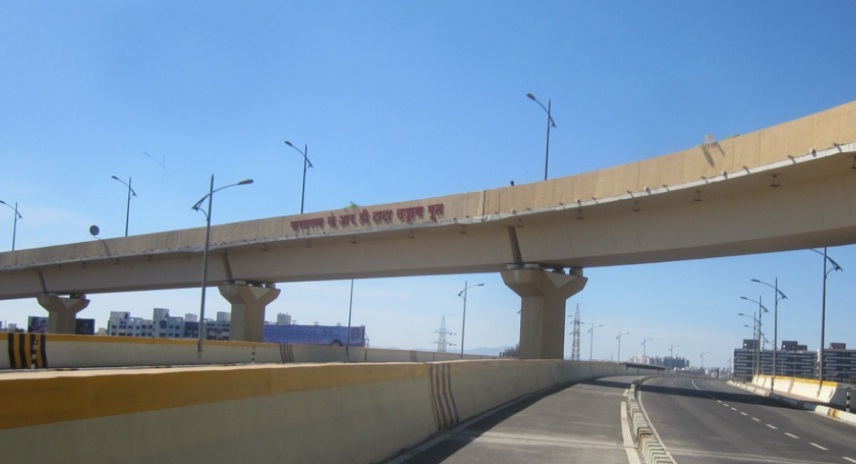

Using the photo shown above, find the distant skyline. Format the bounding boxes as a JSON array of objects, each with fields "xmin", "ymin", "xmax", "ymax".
[{"xmin": 2, "ymin": 1, "xmax": 856, "ymax": 367}]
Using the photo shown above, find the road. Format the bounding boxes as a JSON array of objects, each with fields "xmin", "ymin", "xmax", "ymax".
[
  {"xmin": 640, "ymin": 376, "xmax": 856, "ymax": 464},
  {"xmin": 384, "ymin": 375, "xmax": 643, "ymax": 464}
]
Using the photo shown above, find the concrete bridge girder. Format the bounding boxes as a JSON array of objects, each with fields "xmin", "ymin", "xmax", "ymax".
[{"xmin": 502, "ymin": 266, "xmax": 587, "ymax": 360}]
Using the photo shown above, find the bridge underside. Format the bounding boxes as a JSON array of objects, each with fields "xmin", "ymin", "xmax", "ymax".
[{"xmin": 3, "ymin": 99, "xmax": 856, "ymax": 358}]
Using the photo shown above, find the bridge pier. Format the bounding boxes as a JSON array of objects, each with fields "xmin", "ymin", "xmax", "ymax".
[
  {"xmin": 502, "ymin": 266, "xmax": 587, "ymax": 360},
  {"xmin": 218, "ymin": 282, "xmax": 281, "ymax": 342},
  {"xmin": 36, "ymin": 293, "xmax": 90, "ymax": 334}
]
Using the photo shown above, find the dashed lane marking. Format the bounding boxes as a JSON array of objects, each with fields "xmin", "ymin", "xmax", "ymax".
[
  {"xmin": 766, "ymin": 424, "xmax": 779, "ymax": 430},
  {"xmin": 740, "ymin": 412, "xmax": 748, "ymax": 416},
  {"xmin": 809, "ymin": 442, "xmax": 828, "ymax": 451},
  {"xmin": 784, "ymin": 432, "xmax": 799, "ymax": 439},
  {"xmin": 842, "ymin": 457, "xmax": 856, "ymax": 463},
  {"xmin": 751, "ymin": 417, "xmax": 761, "ymax": 422}
]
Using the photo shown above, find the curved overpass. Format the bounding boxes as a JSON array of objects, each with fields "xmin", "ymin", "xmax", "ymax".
[{"xmin": 3, "ymin": 100, "xmax": 856, "ymax": 357}]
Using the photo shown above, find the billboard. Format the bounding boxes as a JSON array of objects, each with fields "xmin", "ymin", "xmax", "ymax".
[
  {"xmin": 264, "ymin": 324, "xmax": 366, "ymax": 347},
  {"xmin": 28, "ymin": 316, "xmax": 49, "ymax": 333}
]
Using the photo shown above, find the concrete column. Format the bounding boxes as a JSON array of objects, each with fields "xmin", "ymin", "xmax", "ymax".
[
  {"xmin": 502, "ymin": 266, "xmax": 587, "ymax": 359},
  {"xmin": 218, "ymin": 282, "xmax": 281, "ymax": 342},
  {"xmin": 37, "ymin": 293, "xmax": 90, "ymax": 334}
]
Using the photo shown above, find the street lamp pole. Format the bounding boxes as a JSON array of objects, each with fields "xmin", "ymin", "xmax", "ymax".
[
  {"xmin": 0, "ymin": 200, "xmax": 22, "ymax": 251},
  {"xmin": 284, "ymin": 141, "xmax": 313, "ymax": 214},
  {"xmin": 616, "ymin": 331, "xmax": 629, "ymax": 362},
  {"xmin": 810, "ymin": 248, "xmax": 843, "ymax": 387},
  {"xmin": 111, "ymin": 175, "xmax": 137, "ymax": 237},
  {"xmin": 192, "ymin": 175, "xmax": 254, "ymax": 353},
  {"xmin": 458, "ymin": 281, "xmax": 484, "ymax": 359},
  {"xmin": 752, "ymin": 278, "xmax": 787, "ymax": 392},
  {"xmin": 588, "ymin": 324, "xmax": 603, "ymax": 360},
  {"xmin": 526, "ymin": 93, "xmax": 556, "ymax": 181},
  {"xmin": 740, "ymin": 295, "xmax": 768, "ymax": 377},
  {"xmin": 641, "ymin": 337, "xmax": 653, "ymax": 357}
]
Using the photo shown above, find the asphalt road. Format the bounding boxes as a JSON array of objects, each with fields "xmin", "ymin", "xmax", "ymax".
[
  {"xmin": 640, "ymin": 376, "xmax": 856, "ymax": 464},
  {"xmin": 383, "ymin": 375, "xmax": 644, "ymax": 464}
]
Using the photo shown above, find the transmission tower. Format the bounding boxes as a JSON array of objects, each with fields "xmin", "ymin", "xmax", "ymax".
[
  {"xmin": 571, "ymin": 304, "xmax": 582, "ymax": 361},
  {"xmin": 433, "ymin": 314, "xmax": 456, "ymax": 352}
]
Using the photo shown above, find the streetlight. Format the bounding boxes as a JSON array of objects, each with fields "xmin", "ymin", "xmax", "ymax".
[
  {"xmin": 111, "ymin": 176, "xmax": 137, "ymax": 237},
  {"xmin": 458, "ymin": 281, "xmax": 484, "ymax": 358},
  {"xmin": 700, "ymin": 351, "xmax": 710, "ymax": 369},
  {"xmin": 616, "ymin": 331, "xmax": 629, "ymax": 362},
  {"xmin": 641, "ymin": 337, "xmax": 653, "ymax": 357},
  {"xmin": 741, "ymin": 295, "xmax": 769, "ymax": 378},
  {"xmin": 526, "ymin": 93, "xmax": 556, "ymax": 181},
  {"xmin": 191, "ymin": 175, "xmax": 254, "ymax": 353},
  {"xmin": 284, "ymin": 140, "xmax": 313, "ymax": 214},
  {"xmin": 810, "ymin": 248, "xmax": 843, "ymax": 387},
  {"xmin": 0, "ymin": 200, "xmax": 22, "ymax": 251},
  {"xmin": 587, "ymin": 324, "xmax": 603, "ymax": 360},
  {"xmin": 752, "ymin": 278, "xmax": 787, "ymax": 392}
]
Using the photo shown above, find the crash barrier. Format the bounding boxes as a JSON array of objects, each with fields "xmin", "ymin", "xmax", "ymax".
[
  {"xmin": 0, "ymin": 358, "xmax": 657, "ymax": 463},
  {"xmin": 752, "ymin": 374, "xmax": 856, "ymax": 409},
  {"xmin": 0, "ymin": 333, "xmax": 490, "ymax": 370},
  {"xmin": 732, "ymin": 377, "xmax": 856, "ymax": 426},
  {"xmin": 626, "ymin": 379, "xmax": 675, "ymax": 464}
]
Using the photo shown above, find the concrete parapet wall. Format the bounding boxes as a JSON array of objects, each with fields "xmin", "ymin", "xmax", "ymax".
[
  {"xmin": 752, "ymin": 374, "xmax": 854, "ymax": 408},
  {"xmin": 0, "ymin": 357, "xmax": 656, "ymax": 463},
  {"xmin": 0, "ymin": 333, "xmax": 492, "ymax": 369}
]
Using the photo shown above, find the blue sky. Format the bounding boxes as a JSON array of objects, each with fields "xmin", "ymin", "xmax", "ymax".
[{"xmin": 2, "ymin": 1, "xmax": 856, "ymax": 367}]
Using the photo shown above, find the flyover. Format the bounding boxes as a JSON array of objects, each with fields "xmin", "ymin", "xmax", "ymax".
[{"xmin": 3, "ymin": 100, "xmax": 856, "ymax": 358}]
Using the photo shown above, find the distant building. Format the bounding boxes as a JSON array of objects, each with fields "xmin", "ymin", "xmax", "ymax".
[
  {"xmin": 732, "ymin": 339, "xmax": 856, "ymax": 382},
  {"xmin": 628, "ymin": 355, "xmax": 689, "ymax": 369}
]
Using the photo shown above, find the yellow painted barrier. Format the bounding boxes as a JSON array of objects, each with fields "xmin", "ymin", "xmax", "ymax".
[{"xmin": 0, "ymin": 359, "xmax": 655, "ymax": 463}]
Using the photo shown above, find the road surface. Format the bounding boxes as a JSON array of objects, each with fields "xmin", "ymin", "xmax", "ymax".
[
  {"xmin": 640, "ymin": 376, "xmax": 856, "ymax": 464},
  {"xmin": 384, "ymin": 375, "xmax": 643, "ymax": 463}
]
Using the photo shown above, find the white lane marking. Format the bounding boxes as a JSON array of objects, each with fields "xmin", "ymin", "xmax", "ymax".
[
  {"xmin": 785, "ymin": 432, "xmax": 799, "ymax": 439},
  {"xmin": 842, "ymin": 457, "xmax": 856, "ymax": 463},
  {"xmin": 766, "ymin": 424, "xmax": 779, "ymax": 430},
  {"xmin": 809, "ymin": 442, "xmax": 828, "ymax": 451},
  {"xmin": 751, "ymin": 417, "xmax": 761, "ymax": 422},
  {"xmin": 730, "ymin": 407, "xmax": 738, "ymax": 411},
  {"xmin": 740, "ymin": 412, "xmax": 748, "ymax": 416},
  {"xmin": 717, "ymin": 400, "xmax": 722, "ymax": 404},
  {"xmin": 723, "ymin": 403, "xmax": 730, "ymax": 407}
]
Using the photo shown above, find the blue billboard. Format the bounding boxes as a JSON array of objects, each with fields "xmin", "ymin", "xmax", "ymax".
[{"xmin": 264, "ymin": 324, "xmax": 366, "ymax": 347}]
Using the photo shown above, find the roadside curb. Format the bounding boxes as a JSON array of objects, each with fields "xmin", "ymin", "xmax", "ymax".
[
  {"xmin": 728, "ymin": 380, "xmax": 856, "ymax": 427},
  {"xmin": 626, "ymin": 377, "xmax": 676, "ymax": 464}
]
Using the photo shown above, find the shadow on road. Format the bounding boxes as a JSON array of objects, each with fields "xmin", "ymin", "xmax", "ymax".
[{"xmin": 640, "ymin": 380, "xmax": 797, "ymax": 410}]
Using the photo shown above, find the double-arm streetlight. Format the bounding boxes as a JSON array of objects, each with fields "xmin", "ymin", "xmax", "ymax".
[
  {"xmin": 526, "ymin": 93, "xmax": 556, "ymax": 181},
  {"xmin": 191, "ymin": 175, "xmax": 254, "ymax": 352},
  {"xmin": 587, "ymin": 324, "xmax": 603, "ymax": 360},
  {"xmin": 284, "ymin": 140, "xmax": 313, "ymax": 214},
  {"xmin": 458, "ymin": 281, "xmax": 484, "ymax": 358},
  {"xmin": 0, "ymin": 200, "xmax": 22, "ymax": 251},
  {"xmin": 111, "ymin": 176, "xmax": 137, "ymax": 237},
  {"xmin": 810, "ymin": 248, "xmax": 843, "ymax": 387},
  {"xmin": 751, "ymin": 278, "xmax": 787, "ymax": 391}
]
